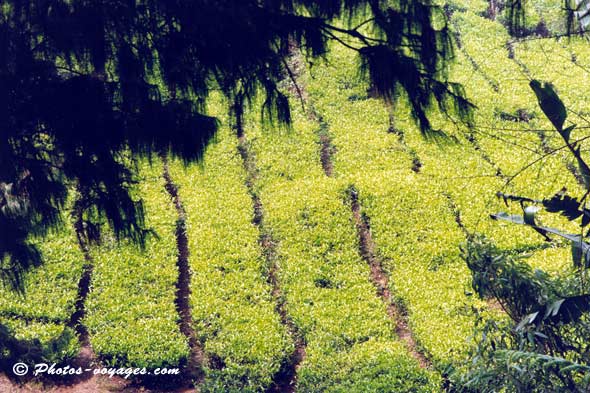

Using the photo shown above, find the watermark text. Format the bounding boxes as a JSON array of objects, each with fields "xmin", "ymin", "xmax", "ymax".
[{"xmin": 12, "ymin": 362, "xmax": 180, "ymax": 379}]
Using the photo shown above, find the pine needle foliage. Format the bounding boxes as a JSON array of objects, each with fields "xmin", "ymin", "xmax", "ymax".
[{"xmin": 0, "ymin": 0, "xmax": 473, "ymax": 290}]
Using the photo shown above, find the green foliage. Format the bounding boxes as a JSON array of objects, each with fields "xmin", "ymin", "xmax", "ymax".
[
  {"xmin": 454, "ymin": 78, "xmax": 590, "ymax": 392},
  {"xmin": 0, "ymin": 319, "xmax": 79, "ymax": 367},
  {"xmin": 456, "ymin": 235, "xmax": 590, "ymax": 392},
  {"xmin": 84, "ymin": 159, "xmax": 189, "ymax": 369},
  {"xmin": 461, "ymin": 234, "xmax": 552, "ymax": 321},
  {"xmin": 245, "ymin": 93, "xmax": 438, "ymax": 389},
  {"xmin": 0, "ymin": 0, "xmax": 473, "ymax": 288},
  {"xmin": 0, "ymin": 206, "xmax": 85, "ymax": 366},
  {"xmin": 168, "ymin": 113, "xmax": 292, "ymax": 392}
]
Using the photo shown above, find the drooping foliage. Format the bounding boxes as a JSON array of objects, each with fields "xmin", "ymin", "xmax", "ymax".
[
  {"xmin": 506, "ymin": 0, "xmax": 527, "ymax": 35},
  {"xmin": 0, "ymin": 0, "xmax": 474, "ymax": 290},
  {"xmin": 357, "ymin": 1, "xmax": 474, "ymax": 135}
]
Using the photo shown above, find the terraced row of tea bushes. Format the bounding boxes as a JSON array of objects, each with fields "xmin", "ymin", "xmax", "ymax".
[
  {"xmin": 167, "ymin": 121, "xmax": 291, "ymax": 392},
  {"xmin": 353, "ymin": 3, "xmax": 578, "ymax": 274},
  {"xmin": 413, "ymin": 12, "xmax": 566, "ymax": 237},
  {"xmin": 430, "ymin": 4, "xmax": 579, "ymax": 270},
  {"xmin": 244, "ymin": 102, "xmax": 439, "ymax": 391},
  {"xmin": 508, "ymin": 37, "xmax": 590, "ymax": 271},
  {"xmin": 84, "ymin": 159, "xmax": 189, "ymax": 369},
  {"xmin": 0, "ymin": 221, "xmax": 84, "ymax": 363}
]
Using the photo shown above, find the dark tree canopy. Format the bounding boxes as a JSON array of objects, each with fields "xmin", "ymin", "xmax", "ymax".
[{"xmin": 0, "ymin": 0, "xmax": 473, "ymax": 290}]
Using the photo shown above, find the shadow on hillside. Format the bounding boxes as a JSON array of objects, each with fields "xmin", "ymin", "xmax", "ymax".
[
  {"xmin": 0, "ymin": 322, "xmax": 88, "ymax": 385},
  {"xmin": 0, "ymin": 323, "xmax": 191, "ymax": 391}
]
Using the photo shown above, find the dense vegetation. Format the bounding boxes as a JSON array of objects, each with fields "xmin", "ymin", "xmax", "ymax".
[
  {"xmin": 3, "ymin": 0, "xmax": 590, "ymax": 391},
  {"xmin": 0, "ymin": 0, "xmax": 471, "ymax": 290}
]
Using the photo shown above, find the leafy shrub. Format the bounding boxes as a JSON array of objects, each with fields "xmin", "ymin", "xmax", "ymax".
[{"xmin": 454, "ymin": 235, "xmax": 590, "ymax": 392}]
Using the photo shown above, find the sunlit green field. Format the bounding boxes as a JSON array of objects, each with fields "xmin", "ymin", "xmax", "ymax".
[{"xmin": 2, "ymin": 1, "xmax": 589, "ymax": 391}]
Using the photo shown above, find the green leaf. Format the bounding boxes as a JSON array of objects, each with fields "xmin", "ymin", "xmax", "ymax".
[
  {"xmin": 562, "ymin": 124, "xmax": 576, "ymax": 144},
  {"xmin": 523, "ymin": 206, "xmax": 540, "ymax": 226},
  {"xmin": 516, "ymin": 311, "xmax": 539, "ymax": 331},
  {"xmin": 544, "ymin": 298, "xmax": 564, "ymax": 319},
  {"xmin": 577, "ymin": 155, "xmax": 590, "ymax": 189},
  {"xmin": 547, "ymin": 295, "xmax": 590, "ymax": 324},
  {"xmin": 490, "ymin": 212, "xmax": 524, "ymax": 225},
  {"xmin": 529, "ymin": 80, "xmax": 567, "ymax": 132}
]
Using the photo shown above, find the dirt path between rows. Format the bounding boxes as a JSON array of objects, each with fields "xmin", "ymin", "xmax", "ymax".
[
  {"xmin": 237, "ymin": 134, "xmax": 306, "ymax": 393},
  {"xmin": 161, "ymin": 155, "xmax": 205, "ymax": 389},
  {"xmin": 284, "ymin": 38, "xmax": 431, "ymax": 369},
  {"xmin": 348, "ymin": 187, "xmax": 431, "ymax": 369}
]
